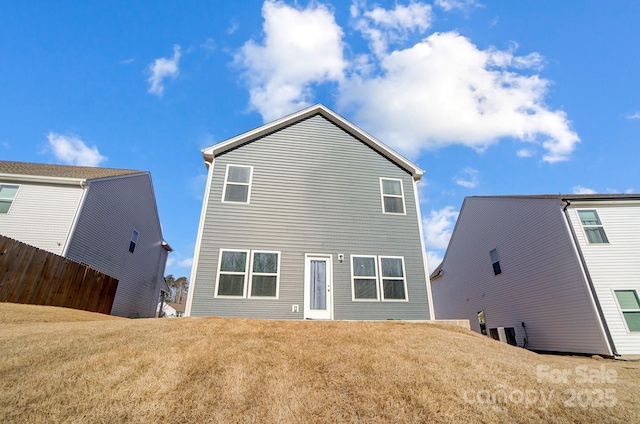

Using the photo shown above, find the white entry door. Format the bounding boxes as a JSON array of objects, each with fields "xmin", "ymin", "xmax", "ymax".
[{"xmin": 303, "ymin": 254, "xmax": 332, "ymax": 320}]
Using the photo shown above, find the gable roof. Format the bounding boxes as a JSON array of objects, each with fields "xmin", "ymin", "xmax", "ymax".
[
  {"xmin": 201, "ymin": 104, "xmax": 425, "ymax": 180},
  {"xmin": 468, "ymin": 194, "xmax": 640, "ymax": 201},
  {"xmin": 0, "ymin": 161, "xmax": 143, "ymax": 181}
]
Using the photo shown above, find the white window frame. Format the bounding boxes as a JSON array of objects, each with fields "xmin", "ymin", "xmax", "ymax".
[
  {"xmin": 350, "ymin": 255, "xmax": 380, "ymax": 301},
  {"xmin": 350, "ymin": 255, "xmax": 408, "ymax": 302},
  {"xmin": 215, "ymin": 249, "xmax": 250, "ymax": 298},
  {"xmin": 379, "ymin": 178, "xmax": 406, "ymax": 215},
  {"xmin": 379, "ymin": 256, "xmax": 408, "ymax": 302},
  {"xmin": 248, "ymin": 250, "xmax": 281, "ymax": 299},
  {"xmin": 0, "ymin": 184, "xmax": 20, "ymax": 214},
  {"xmin": 222, "ymin": 164, "xmax": 253, "ymax": 204},
  {"xmin": 215, "ymin": 249, "xmax": 280, "ymax": 299},
  {"xmin": 577, "ymin": 209, "xmax": 609, "ymax": 244},
  {"xmin": 613, "ymin": 289, "xmax": 640, "ymax": 333}
]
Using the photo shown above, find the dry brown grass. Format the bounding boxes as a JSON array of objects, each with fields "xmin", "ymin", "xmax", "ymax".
[{"xmin": 0, "ymin": 303, "xmax": 638, "ymax": 423}]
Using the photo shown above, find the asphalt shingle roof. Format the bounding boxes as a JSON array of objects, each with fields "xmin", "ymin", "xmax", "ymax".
[{"xmin": 0, "ymin": 161, "xmax": 143, "ymax": 180}]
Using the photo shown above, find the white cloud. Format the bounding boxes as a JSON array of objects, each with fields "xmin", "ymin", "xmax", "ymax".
[
  {"xmin": 516, "ymin": 148, "xmax": 534, "ymax": 158},
  {"xmin": 426, "ymin": 251, "xmax": 443, "ymax": 274},
  {"xmin": 166, "ymin": 257, "xmax": 175, "ymax": 267},
  {"xmin": 227, "ymin": 20, "xmax": 239, "ymax": 35},
  {"xmin": 423, "ymin": 206, "xmax": 459, "ymax": 250},
  {"xmin": 435, "ymin": 0, "xmax": 481, "ymax": 13},
  {"xmin": 572, "ymin": 185, "xmax": 597, "ymax": 194},
  {"xmin": 235, "ymin": 0, "xmax": 346, "ymax": 122},
  {"xmin": 454, "ymin": 167, "xmax": 479, "ymax": 188},
  {"xmin": 1, "ymin": 141, "xmax": 9, "ymax": 149},
  {"xmin": 189, "ymin": 173, "xmax": 208, "ymax": 201},
  {"xmin": 178, "ymin": 258, "xmax": 194, "ymax": 267},
  {"xmin": 339, "ymin": 31, "xmax": 580, "ymax": 163},
  {"xmin": 46, "ymin": 132, "xmax": 106, "ymax": 167},
  {"xmin": 119, "ymin": 58, "xmax": 135, "ymax": 65},
  {"xmin": 351, "ymin": 1, "xmax": 433, "ymax": 57},
  {"xmin": 201, "ymin": 38, "xmax": 216, "ymax": 53},
  {"xmin": 627, "ymin": 111, "xmax": 640, "ymax": 120},
  {"xmin": 237, "ymin": 1, "xmax": 580, "ymax": 163},
  {"xmin": 147, "ymin": 45, "xmax": 181, "ymax": 97}
]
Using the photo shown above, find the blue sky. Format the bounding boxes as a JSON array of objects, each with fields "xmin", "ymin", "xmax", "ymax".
[{"xmin": 2, "ymin": 0, "xmax": 639, "ymax": 276}]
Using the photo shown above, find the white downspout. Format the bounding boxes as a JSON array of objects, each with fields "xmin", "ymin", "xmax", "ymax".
[
  {"xmin": 413, "ymin": 178, "xmax": 435, "ymax": 320},
  {"xmin": 185, "ymin": 158, "xmax": 215, "ymax": 317},
  {"xmin": 61, "ymin": 180, "xmax": 88, "ymax": 257}
]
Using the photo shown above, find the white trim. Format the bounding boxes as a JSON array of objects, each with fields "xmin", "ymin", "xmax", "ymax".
[
  {"xmin": 201, "ymin": 104, "xmax": 424, "ymax": 181},
  {"xmin": 380, "ymin": 177, "xmax": 406, "ymax": 215},
  {"xmin": 185, "ymin": 159, "xmax": 215, "ymax": 316},
  {"xmin": 413, "ymin": 179, "xmax": 435, "ymax": 320},
  {"xmin": 61, "ymin": 183, "xmax": 89, "ymax": 257},
  {"xmin": 350, "ymin": 254, "xmax": 380, "ymax": 301},
  {"xmin": 561, "ymin": 207, "xmax": 615, "ymax": 356},
  {"xmin": 612, "ymin": 289, "xmax": 640, "ymax": 334},
  {"xmin": 0, "ymin": 173, "xmax": 86, "ymax": 187},
  {"xmin": 247, "ymin": 250, "xmax": 281, "ymax": 299},
  {"xmin": 0, "ymin": 183, "xmax": 21, "ymax": 215},
  {"xmin": 221, "ymin": 164, "xmax": 253, "ymax": 204},
  {"xmin": 349, "ymin": 255, "xmax": 410, "ymax": 302},
  {"xmin": 214, "ymin": 249, "xmax": 250, "ymax": 298},
  {"xmin": 379, "ymin": 255, "xmax": 409, "ymax": 302},
  {"xmin": 303, "ymin": 253, "xmax": 333, "ymax": 320}
]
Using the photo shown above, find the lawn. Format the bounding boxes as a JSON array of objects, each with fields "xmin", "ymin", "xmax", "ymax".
[{"xmin": 0, "ymin": 303, "xmax": 638, "ymax": 423}]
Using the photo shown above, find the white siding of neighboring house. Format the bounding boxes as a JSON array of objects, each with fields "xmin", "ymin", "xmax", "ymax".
[
  {"xmin": 64, "ymin": 173, "xmax": 168, "ymax": 318},
  {"xmin": 0, "ymin": 181, "xmax": 83, "ymax": 255},
  {"xmin": 431, "ymin": 197, "xmax": 612, "ymax": 356},
  {"xmin": 567, "ymin": 202, "xmax": 640, "ymax": 355}
]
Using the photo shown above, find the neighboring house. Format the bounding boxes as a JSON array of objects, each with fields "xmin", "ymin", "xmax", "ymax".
[
  {"xmin": 186, "ymin": 104, "xmax": 433, "ymax": 320},
  {"xmin": 431, "ymin": 195, "xmax": 640, "ymax": 356},
  {"xmin": 0, "ymin": 161, "xmax": 172, "ymax": 318},
  {"xmin": 162, "ymin": 301, "xmax": 185, "ymax": 317}
]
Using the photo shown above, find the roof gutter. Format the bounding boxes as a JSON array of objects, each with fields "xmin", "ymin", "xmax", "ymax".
[
  {"xmin": 562, "ymin": 199, "xmax": 618, "ymax": 356},
  {"xmin": 0, "ymin": 173, "xmax": 86, "ymax": 187}
]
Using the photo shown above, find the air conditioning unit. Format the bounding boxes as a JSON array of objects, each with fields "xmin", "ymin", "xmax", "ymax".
[{"xmin": 489, "ymin": 327, "xmax": 517, "ymax": 346}]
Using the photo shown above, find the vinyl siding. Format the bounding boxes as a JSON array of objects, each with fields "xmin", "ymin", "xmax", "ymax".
[
  {"xmin": 567, "ymin": 202, "xmax": 640, "ymax": 355},
  {"xmin": 65, "ymin": 174, "xmax": 167, "ymax": 318},
  {"xmin": 0, "ymin": 181, "xmax": 83, "ymax": 255},
  {"xmin": 190, "ymin": 115, "xmax": 430, "ymax": 320},
  {"xmin": 431, "ymin": 197, "xmax": 611, "ymax": 355}
]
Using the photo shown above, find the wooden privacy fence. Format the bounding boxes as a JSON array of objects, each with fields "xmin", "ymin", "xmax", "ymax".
[{"xmin": 0, "ymin": 235, "xmax": 118, "ymax": 314}]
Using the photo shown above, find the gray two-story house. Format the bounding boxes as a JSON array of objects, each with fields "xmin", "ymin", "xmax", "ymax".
[{"xmin": 186, "ymin": 104, "xmax": 433, "ymax": 320}]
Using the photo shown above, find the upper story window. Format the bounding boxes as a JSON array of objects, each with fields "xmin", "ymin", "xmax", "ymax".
[
  {"xmin": 614, "ymin": 290, "xmax": 640, "ymax": 332},
  {"xmin": 351, "ymin": 255, "xmax": 407, "ymax": 301},
  {"xmin": 490, "ymin": 248, "xmax": 502, "ymax": 275},
  {"xmin": 0, "ymin": 184, "xmax": 19, "ymax": 214},
  {"xmin": 380, "ymin": 178, "xmax": 405, "ymax": 215},
  {"xmin": 216, "ymin": 249, "xmax": 280, "ymax": 299},
  {"xmin": 129, "ymin": 230, "xmax": 139, "ymax": 253},
  {"xmin": 578, "ymin": 210, "xmax": 609, "ymax": 244},
  {"xmin": 222, "ymin": 165, "xmax": 253, "ymax": 203}
]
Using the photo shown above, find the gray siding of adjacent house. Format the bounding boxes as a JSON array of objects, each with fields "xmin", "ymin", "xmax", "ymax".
[
  {"xmin": 65, "ymin": 173, "xmax": 168, "ymax": 318},
  {"xmin": 567, "ymin": 202, "xmax": 640, "ymax": 355},
  {"xmin": 431, "ymin": 197, "xmax": 611, "ymax": 355},
  {"xmin": 0, "ymin": 181, "xmax": 83, "ymax": 255},
  {"xmin": 190, "ymin": 114, "xmax": 430, "ymax": 320}
]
